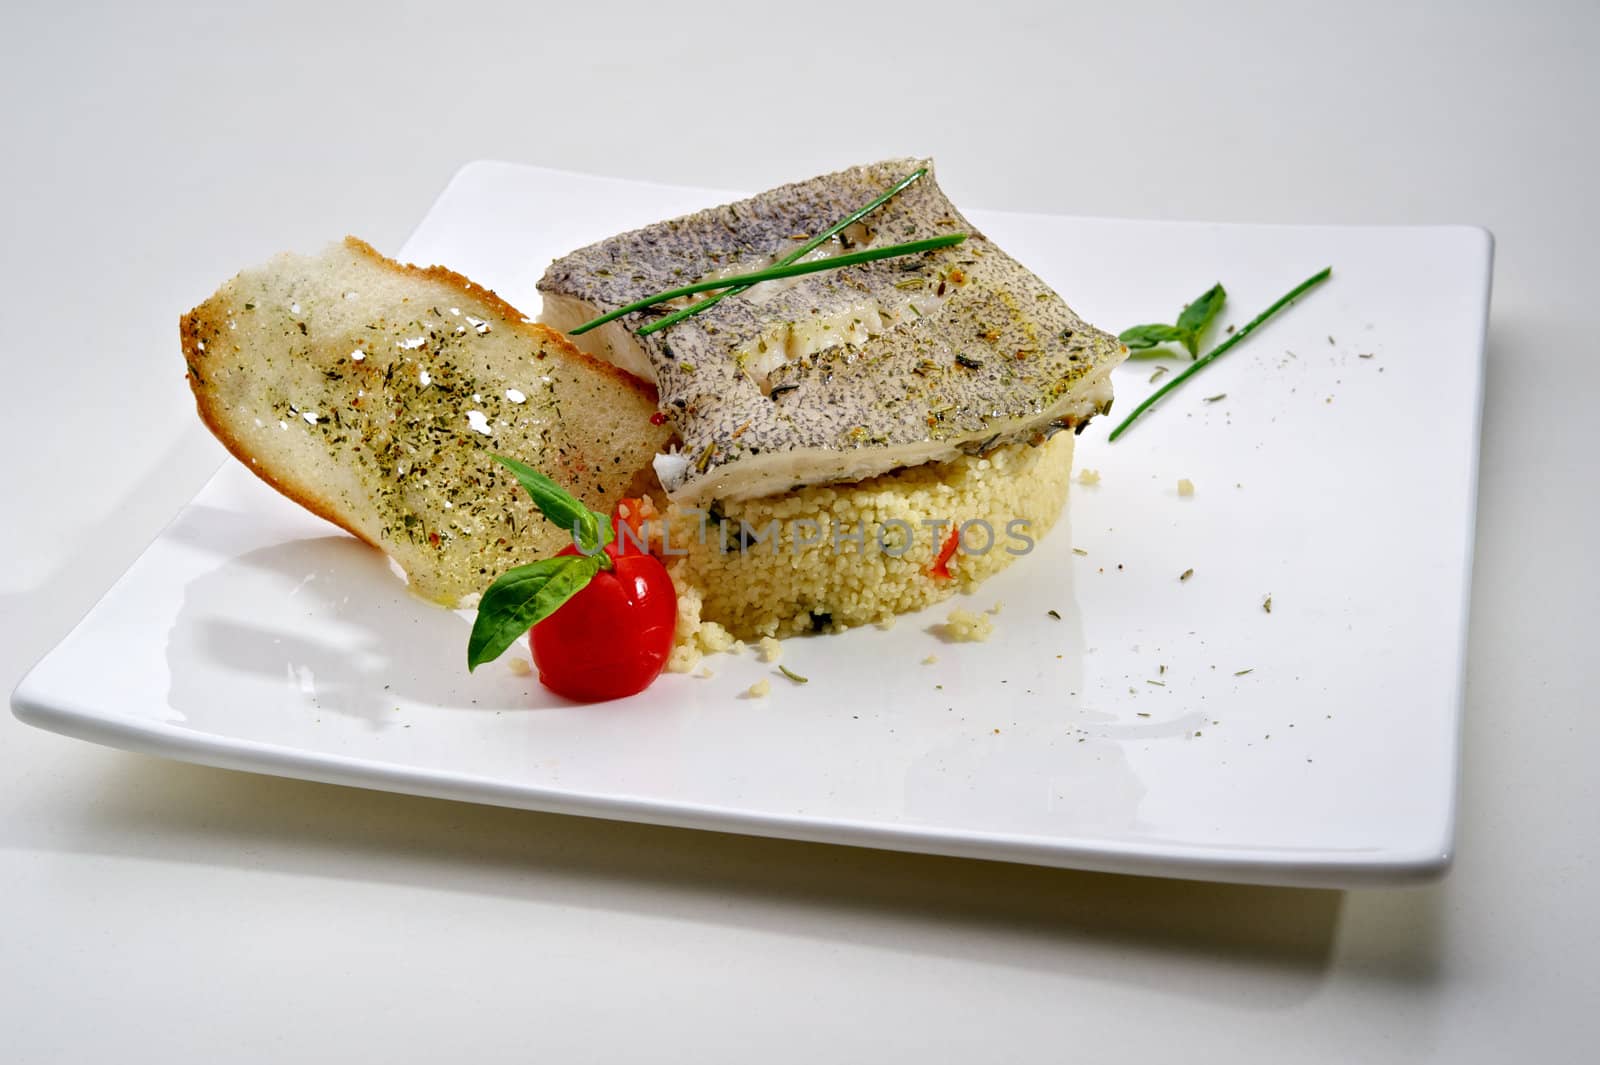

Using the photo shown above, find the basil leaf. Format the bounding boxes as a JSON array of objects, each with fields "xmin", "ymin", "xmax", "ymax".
[
  {"xmin": 1175, "ymin": 283, "xmax": 1226, "ymax": 358},
  {"xmin": 1118, "ymin": 323, "xmax": 1186, "ymax": 350},
  {"xmin": 466, "ymin": 554, "xmax": 602, "ymax": 670},
  {"xmin": 492, "ymin": 455, "xmax": 612, "ymax": 550}
]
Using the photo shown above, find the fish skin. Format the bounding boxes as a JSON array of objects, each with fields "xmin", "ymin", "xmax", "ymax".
[{"xmin": 538, "ymin": 158, "xmax": 1127, "ymax": 502}]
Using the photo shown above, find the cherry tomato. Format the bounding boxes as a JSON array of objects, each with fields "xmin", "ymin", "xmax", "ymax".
[{"xmin": 528, "ymin": 538, "xmax": 676, "ymax": 702}]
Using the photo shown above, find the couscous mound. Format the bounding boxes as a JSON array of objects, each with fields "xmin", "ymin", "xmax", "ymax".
[{"xmin": 663, "ymin": 432, "xmax": 1074, "ymax": 668}]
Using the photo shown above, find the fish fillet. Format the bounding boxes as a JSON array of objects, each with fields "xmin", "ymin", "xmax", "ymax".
[{"xmin": 539, "ymin": 158, "xmax": 1126, "ymax": 503}]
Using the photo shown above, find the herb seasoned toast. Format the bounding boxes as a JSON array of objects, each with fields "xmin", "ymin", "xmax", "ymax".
[{"xmin": 182, "ymin": 237, "xmax": 671, "ymax": 606}]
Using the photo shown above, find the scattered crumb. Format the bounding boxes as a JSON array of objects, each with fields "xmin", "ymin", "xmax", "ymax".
[
  {"xmin": 1076, "ymin": 468, "xmax": 1101, "ymax": 486},
  {"xmin": 696, "ymin": 666, "xmax": 715, "ymax": 679},
  {"xmin": 746, "ymin": 678, "xmax": 771, "ymax": 698},
  {"xmin": 1358, "ymin": 352, "xmax": 1374, "ymax": 359},
  {"xmin": 942, "ymin": 608, "xmax": 995, "ymax": 642},
  {"xmin": 506, "ymin": 658, "xmax": 532, "ymax": 677},
  {"xmin": 987, "ymin": 601, "xmax": 1003, "ymax": 616},
  {"xmin": 757, "ymin": 636, "xmax": 783, "ymax": 663},
  {"xmin": 1226, "ymin": 324, "xmax": 1236, "ymax": 334},
  {"xmin": 1179, "ymin": 568, "xmax": 1194, "ymax": 582},
  {"xmin": 1177, "ymin": 478, "xmax": 1195, "ymax": 497},
  {"xmin": 1262, "ymin": 594, "xmax": 1273, "ymax": 614},
  {"xmin": 922, "ymin": 654, "xmax": 939, "ymax": 665},
  {"xmin": 729, "ymin": 640, "xmax": 747, "ymax": 656},
  {"xmin": 1328, "ymin": 335, "xmax": 1336, "ymax": 345},
  {"xmin": 1072, "ymin": 547, "xmax": 1088, "ymax": 556},
  {"xmin": 992, "ymin": 728, "xmax": 1001, "ymax": 735},
  {"xmin": 876, "ymin": 616, "xmax": 897, "ymax": 630},
  {"xmin": 698, "ymin": 622, "xmax": 737, "ymax": 654}
]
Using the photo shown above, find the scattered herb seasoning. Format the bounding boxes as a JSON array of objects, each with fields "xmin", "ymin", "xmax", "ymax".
[
  {"xmin": 1047, "ymin": 609, "xmax": 1062, "ymax": 620},
  {"xmin": 1203, "ymin": 393, "xmax": 1226, "ymax": 403},
  {"xmin": 1262, "ymin": 594, "xmax": 1273, "ymax": 614},
  {"xmin": 778, "ymin": 664, "xmax": 809, "ymax": 685},
  {"xmin": 1234, "ymin": 668, "xmax": 1254, "ymax": 676},
  {"xmin": 1179, "ymin": 568, "xmax": 1194, "ymax": 581}
]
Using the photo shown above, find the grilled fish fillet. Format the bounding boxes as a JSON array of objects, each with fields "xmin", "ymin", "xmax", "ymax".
[
  {"xmin": 182, "ymin": 237, "xmax": 671, "ymax": 606},
  {"xmin": 539, "ymin": 158, "xmax": 1126, "ymax": 503}
]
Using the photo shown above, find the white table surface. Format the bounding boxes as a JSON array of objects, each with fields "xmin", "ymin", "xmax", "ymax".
[{"xmin": 3, "ymin": 2, "xmax": 1595, "ymax": 1060}]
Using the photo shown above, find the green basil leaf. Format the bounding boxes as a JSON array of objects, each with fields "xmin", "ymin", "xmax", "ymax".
[
  {"xmin": 492, "ymin": 455, "xmax": 612, "ymax": 550},
  {"xmin": 466, "ymin": 554, "xmax": 602, "ymax": 670},
  {"xmin": 1118, "ymin": 323, "xmax": 1186, "ymax": 349},
  {"xmin": 1175, "ymin": 283, "xmax": 1226, "ymax": 357}
]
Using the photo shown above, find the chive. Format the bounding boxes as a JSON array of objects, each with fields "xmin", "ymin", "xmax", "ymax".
[
  {"xmin": 626, "ymin": 167, "xmax": 931, "ymax": 336},
  {"xmin": 568, "ymin": 171, "xmax": 956, "ymax": 338},
  {"xmin": 570, "ymin": 234, "xmax": 962, "ymax": 338},
  {"xmin": 1108, "ymin": 267, "xmax": 1332, "ymax": 442},
  {"xmin": 778, "ymin": 664, "xmax": 809, "ymax": 685}
]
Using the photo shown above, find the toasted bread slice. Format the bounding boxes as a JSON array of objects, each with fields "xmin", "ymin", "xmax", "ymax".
[{"xmin": 182, "ymin": 237, "xmax": 671, "ymax": 606}]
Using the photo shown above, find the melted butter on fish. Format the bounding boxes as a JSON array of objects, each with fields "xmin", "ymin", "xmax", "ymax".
[{"xmin": 539, "ymin": 158, "xmax": 1127, "ymax": 503}]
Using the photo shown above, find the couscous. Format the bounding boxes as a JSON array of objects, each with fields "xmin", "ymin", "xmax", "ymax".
[{"xmin": 665, "ymin": 432, "xmax": 1072, "ymax": 670}]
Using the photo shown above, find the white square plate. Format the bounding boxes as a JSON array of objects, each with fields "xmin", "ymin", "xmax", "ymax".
[{"xmin": 12, "ymin": 162, "xmax": 1490, "ymax": 887}]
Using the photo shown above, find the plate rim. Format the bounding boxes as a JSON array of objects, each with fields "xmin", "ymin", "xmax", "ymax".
[{"xmin": 11, "ymin": 677, "xmax": 1453, "ymax": 888}]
